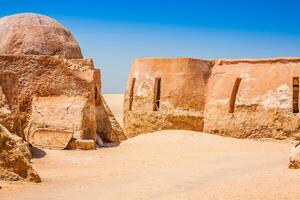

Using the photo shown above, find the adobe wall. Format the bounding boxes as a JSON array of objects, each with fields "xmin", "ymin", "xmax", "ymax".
[
  {"xmin": 0, "ymin": 72, "xmax": 20, "ymax": 134},
  {"xmin": 124, "ymin": 58, "xmax": 212, "ymax": 137},
  {"xmin": 124, "ymin": 57, "xmax": 300, "ymax": 140},
  {"xmin": 0, "ymin": 55, "xmax": 123, "ymax": 149},
  {"xmin": 0, "ymin": 55, "xmax": 98, "ymax": 141},
  {"xmin": 204, "ymin": 58, "xmax": 300, "ymax": 139}
]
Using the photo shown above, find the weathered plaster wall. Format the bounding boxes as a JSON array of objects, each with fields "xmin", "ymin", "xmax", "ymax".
[
  {"xmin": 0, "ymin": 72, "xmax": 20, "ymax": 134},
  {"xmin": 124, "ymin": 57, "xmax": 300, "ymax": 140},
  {"xmin": 124, "ymin": 58, "xmax": 212, "ymax": 137},
  {"xmin": 204, "ymin": 58, "xmax": 300, "ymax": 139},
  {"xmin": 0, "ymin": 55, "xmax": 94, "ymax": 138},
  {"xmin": 26, "ymin": 95, "xmax": 91, "ymax": 149},
  {"xmin": 0, "ymin": 55, "xmax": 123, "ymax": 149}
]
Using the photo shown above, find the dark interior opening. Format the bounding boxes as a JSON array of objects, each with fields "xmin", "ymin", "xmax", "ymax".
[
  {"xmin": 94, "ymin": 86, "xmax": 101, "ymax": 106},
  {"xmin": 129, "ymin": 78, "xmax": 136, "ymax": 111},
  {"xmin": 293, "ymin": 77, "xmax": 299, "ymax": 113},
  {"xmin": 94, "ymin": 86, "xmax": 98, "ymax": 100},
  {"xmin": 229, "ymin": 78, "xmax": 242, "ymax": 113},
  {"xmin": 153, "ymin": 77, "xmax": 161, "ymax": 111}
]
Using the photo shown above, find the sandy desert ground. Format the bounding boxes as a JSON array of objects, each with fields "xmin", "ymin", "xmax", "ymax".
[{"xmin": 0, "ymin": 94, "xmax": 300, "ymax": 200}]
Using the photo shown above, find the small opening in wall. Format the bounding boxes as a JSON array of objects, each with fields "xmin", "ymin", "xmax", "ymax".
[
  {"xmin": 129, "ymin": 78, "xmax": 136, "ymax": 111},
  {"xmin": 94, "ymin": 86, "xmax": 101, "ymax": 106},
  {"xmin": 229, "ymin": 78, "xmax": 242, "ymax": 113},
  {"xmin": 153, "ymin": 77, "xmax": 161, "ymax": 111},
  {"xmin": 94, "ymin": 86, "xmax": 98, "ymax": 100},
  {"xmin": 293, "ymin": 77, "xmax": 299, "ymax": 113}
]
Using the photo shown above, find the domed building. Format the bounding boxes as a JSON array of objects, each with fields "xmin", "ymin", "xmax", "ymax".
[
  {"xmin": 0, "ymin": 13, "xmax": 82, "ymax": 58},
  {"xmin": 0, "ymin": 13, "xmax": 125, "ymax": 151}
]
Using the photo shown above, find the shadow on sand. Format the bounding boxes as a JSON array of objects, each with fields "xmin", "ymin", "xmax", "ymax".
[
  {"xmin": 101, "ymin": 142, "xmax": 121, "ymax": 148},
  {"xmin": 30, "ymin": 146, "xmax": 47, "ymax": 159}
]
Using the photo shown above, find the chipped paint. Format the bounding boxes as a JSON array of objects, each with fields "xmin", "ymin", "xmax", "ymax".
[
  {"xmin": 136, "ymin": 81, "xmax": 152, "ymax": 97},
  {"xmin": 260, "ymin": 84, "xmax": 291, "ymax": 109}
]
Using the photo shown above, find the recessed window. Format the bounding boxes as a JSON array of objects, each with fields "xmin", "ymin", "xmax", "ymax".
[
  {"xmin": 153, "ymin": 77, "xmax": 161, "ymax": 111},
  {"xmin": 94, "ymin": 86, "xmax": 101, "ymax": 106},
  {"xmin": 229, "ymin": 78, "xmax": 242, "ymax": 113},
  {"xmin": 94, "ymin": 86, "xmax": 98, "ymax": 100},
  {"xmin": 293, "ymin": 77, "xmax": 299, "ymax": 113},
  {"xmin": 129, "ymin": 78, "xmax": 136, "ymax": 111}
]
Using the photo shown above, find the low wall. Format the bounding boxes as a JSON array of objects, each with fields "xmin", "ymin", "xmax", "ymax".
[
  {"xmin": 124, "ymin": 58, "xmax": 212, "ymax": 137},
  {"xmin": 204, "ymin": 58, "xmax": 300, "ymax": 139},
  {"xmin": 124, "ymin": 57, "xmax": 300, "ymax": 140}
]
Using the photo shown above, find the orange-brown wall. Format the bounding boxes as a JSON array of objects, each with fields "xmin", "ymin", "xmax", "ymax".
[
  {"xmin": 124, "ymin": 57, "xmax": 300, "ymax": 140},
  {"xmin": 0, "ymin": 55, "xmax": 100, "ymax": 142},
  {"xmin": 124, "ymin": 58, "xmax": 212, "ymax": 136},
  {"xmin": 204, "ymin": 58, "xmax": 300, "ymax": 139}
]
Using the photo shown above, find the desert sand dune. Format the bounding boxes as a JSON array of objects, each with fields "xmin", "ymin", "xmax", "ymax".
[{"xmin": 0, "ymin": 94, "xmax": 299, "ymax": 200}]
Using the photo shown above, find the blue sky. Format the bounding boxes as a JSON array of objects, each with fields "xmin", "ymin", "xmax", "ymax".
[{"xmin": 1, "ymin": 0, "xmax": 300, "ymax": 93}]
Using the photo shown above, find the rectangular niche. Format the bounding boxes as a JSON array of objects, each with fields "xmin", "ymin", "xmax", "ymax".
[
  {"xmin": 229, "ymin": 78, "xmax": 242, "ymax": 113},
  {"xmin": 153, "ymin": 77, "xmax": 161, "ymax": 111},
  {"xmin": 128, "ymin": 78, "xmax": 136, "ymax": 111},
  {"xmin": 94, "ymin": 86, "xmax": 101, "ymax": 106},
  {"xmin": 293, "ymin": 77, "xmax": 299, "ymax": 113}
]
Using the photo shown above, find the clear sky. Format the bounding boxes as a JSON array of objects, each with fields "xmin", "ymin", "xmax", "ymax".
[{"xmin": 1, "ymin": 0, "xmax": 300, "ymax": 93}]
